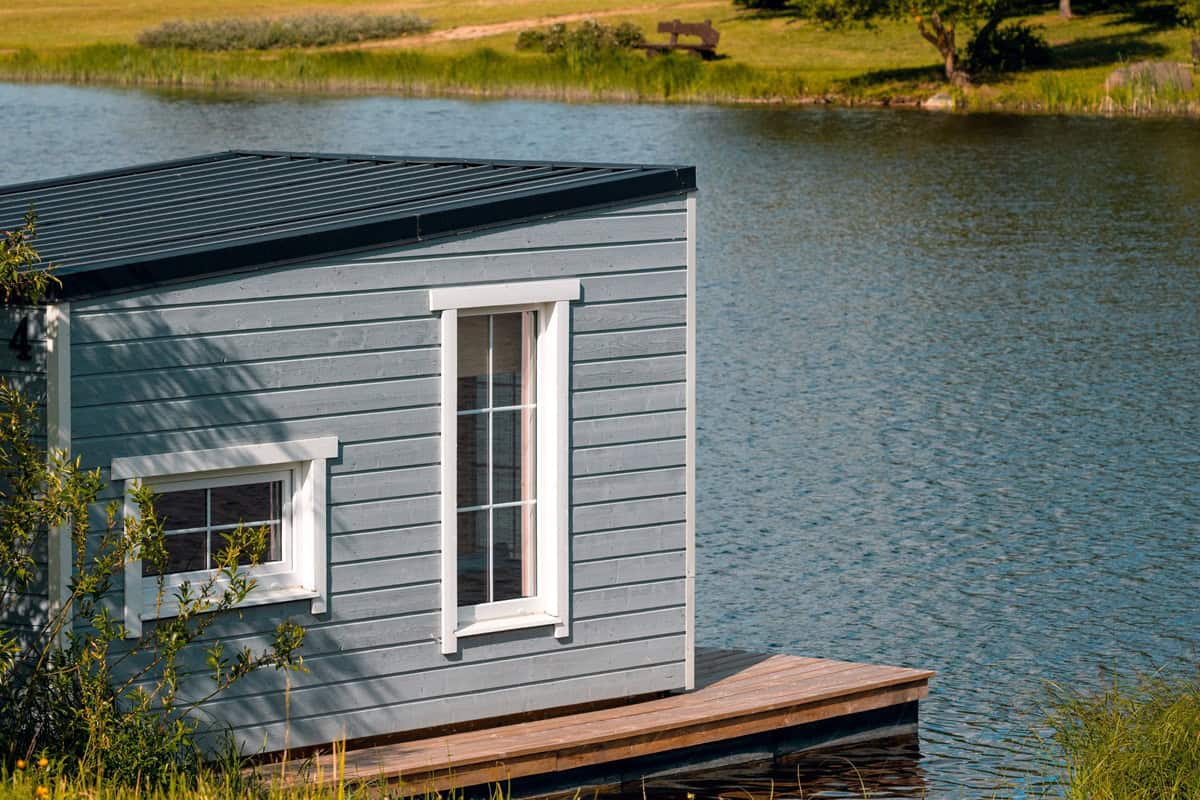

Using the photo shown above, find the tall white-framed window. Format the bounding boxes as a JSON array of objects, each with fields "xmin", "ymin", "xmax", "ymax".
[
  {"xmin": 430, "ymin": 279, "xmax": 577, "ymax": 655},
  {"xmin": 111, "ymin": 436, "xmax": 338, "ymax": 638}
]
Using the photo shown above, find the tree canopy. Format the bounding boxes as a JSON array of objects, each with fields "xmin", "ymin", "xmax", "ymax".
[{"xmin": 739, "ymin": 0, "xmax": 1022, "ymax": 84}]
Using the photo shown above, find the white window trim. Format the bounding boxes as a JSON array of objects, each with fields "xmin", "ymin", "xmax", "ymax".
[
  {"xmin": 114, "ymin": 436, "xmax": 337, "ymax": 638},
  {"xmin": 436, "ymin": 279, "xmax": 576, "ymax": 655}
]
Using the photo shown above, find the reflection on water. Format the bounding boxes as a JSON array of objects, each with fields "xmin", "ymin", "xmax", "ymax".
[
  {"xmin": 673, "ymin": 736, "xmax": 930, "ymax": 800},
  {"xmin": 2, "ymin": 81, "xmax": 1198, "ymax": 799},
  {"xmin": 550, "ymin": 736, "xmax": 930, "ymax": 800}
]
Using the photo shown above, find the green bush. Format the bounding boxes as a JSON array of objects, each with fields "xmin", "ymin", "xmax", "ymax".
[
  {"xmin": 137, "ymin": 13, "xmax": 432, "ymax": 51},
  {"xmin": 0, "ymin": 214, "xmax": 306, "ymax": 787},
  {"xmin": 515, "ymin": 19, "xmax": 644, "ymax": 55},
  {"xmin": 964, "ymin": 20, "xmax": 1052, "ymax": 74},
  {"xmin": 733, "ymin": 0, "xmax": 795, "ymax": 9}
]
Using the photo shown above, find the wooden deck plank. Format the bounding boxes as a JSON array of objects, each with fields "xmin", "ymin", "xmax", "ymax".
[
  {"xmin": 274, "ymin": 650, "xmax": 933, "ymax": 790},
  {"xmin": 336, "ymin": 665, "xmax": 929, "ymax": 775},
  {"xmin": 340, "ymin": 660, "xmax": 872, "ymax": 767},
  {"xmin": 333, "ymin": 667, "xmax": 930, "ymax": 774}
]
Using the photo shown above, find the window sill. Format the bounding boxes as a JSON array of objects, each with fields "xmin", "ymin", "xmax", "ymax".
[
  {"xmin": 455, "ymin": 612, "xmax": 561, "ymax": 639},
  {"xmin": 141, "ymin": 582, "xmax": 319, "ymax": 621}
]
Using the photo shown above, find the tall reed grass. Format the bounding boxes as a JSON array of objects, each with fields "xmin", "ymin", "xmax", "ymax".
[
  {"xmin": 137, "ymin": 14, "xmax": 432, "ymax": 51},
  {"xmin": 1049, "ymin": 671, "xmax": 1200, "ymax": 800},
  {"xmin": 0, "ymin": 44, "xmax": 807, "ymax": 104}
]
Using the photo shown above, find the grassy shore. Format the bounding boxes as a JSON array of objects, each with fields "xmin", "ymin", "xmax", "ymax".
[
  {"xmin": 1050, "ymin": 671, "xmax": 1200, "ymax": 799},
  {"xmin": 0, "ymin": 0, "xmax": 1197, "ymax": 114}
]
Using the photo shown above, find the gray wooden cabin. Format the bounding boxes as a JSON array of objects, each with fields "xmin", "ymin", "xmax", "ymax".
[{"xmin": 0, "ymin": 151, "xmax": 697, "ymax": 754}]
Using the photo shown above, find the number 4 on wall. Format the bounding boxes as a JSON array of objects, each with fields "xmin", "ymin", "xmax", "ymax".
[{"xmin": 8, "ymin": 315, "xmax": 32, "ymax": 362}]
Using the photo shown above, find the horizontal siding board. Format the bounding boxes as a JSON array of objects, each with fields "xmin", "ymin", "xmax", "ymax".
[
  {"xmin": 331, "ymin": 553, "xmax": 439, "ymax": 594},
  {"xmin": 579, "ymin": 270, "xmax": 685, "ymax": 304},
  {"xmin": 574, "ymin": 551, "xmax": 688, "ymax": 591},
  {"xmin": 573, "ymin": 384, "xmax": 685, "ymax": 420},
  {"xmin": 329, "ymin": 465, "xmax": 439, "ymax": 505},
  {"xmin": 73, "ymin": 290, "xmax": 430, "ymax": 342},
  {"xmin": 573, "ymin": 495, "xmax": 686, "ymax": 535},
  {"xmin": 572, "ymin": 355, "xmax": 685, "ymax": 391},
  {"xmin": 574, "ymin": 523, "xmax": 687, "ymax": 562},
  {"xmin": 572, "ymin": 468, "xmax": 686, "ymax": 506},
  {"xmin": 72, "ymin": 319, "xmax": 438, "ymax": 375},
  {"xmin": 574, "ymin": 579, "xmax": 687, "ymax": 619},
  {"xmin": 331, "ymin": 495, "xmax": 440, "ymax": 535},
  {"xmin": 77, "ymin": 349, "xmax": 439, "ymax": 408},
  {"xmin": 372, "ymin": 241, "xmax": 685, "ymax": 292},
  {"xmin": 73, "ymin": 378, "xmax": 439, "ymax": 439},
  {"xmin": 333, "ymin": 437, "xmax": 439, "ymax": 475},
  {"xmin": 574, "ymin": 299, "xmax": 686, "ymax": 333},
  {"xmin": 330, "ymin": 525, "xmax": 440, "ymax": 564},
  {"xmin": 573, "ymin": 412, "xmax": 686, "ymax": 448},
  {"xmin": 573, "ymin": 439, "xmax": 685, "ymax": 476},
  {"xmin": 573, "ymin": 327, "xmax": 685, "ymax": 363}
]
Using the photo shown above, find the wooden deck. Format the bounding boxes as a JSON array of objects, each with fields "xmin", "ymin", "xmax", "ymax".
[{"xmin": 277, "ymin": 649, "xmax": 933, "ymax": 792}]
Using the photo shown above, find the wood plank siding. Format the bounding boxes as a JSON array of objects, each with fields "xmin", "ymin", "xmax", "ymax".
[
  {"xmin": 271, "ymin": 648, "xmax": 934, "ymax": 793},
  {"xmin": 69, "ymin": 197, "xmax": 691, "ymax": 753}
]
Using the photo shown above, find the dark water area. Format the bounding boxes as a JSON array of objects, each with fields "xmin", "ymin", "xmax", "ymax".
[{"xmin": 2, "ymin": 82, "xmax": 1199, "ymax": 798}]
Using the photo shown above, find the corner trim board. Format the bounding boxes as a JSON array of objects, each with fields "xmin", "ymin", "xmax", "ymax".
[
  {"xmin": 684, "ymin": 192, "xmax": 697, "ymax": 691},
  {"xmin": 45, "ymin": 303, "xmax": 72, "ymax": 647}
]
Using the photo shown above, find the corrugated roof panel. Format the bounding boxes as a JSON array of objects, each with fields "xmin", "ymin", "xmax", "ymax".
[{"xmin": 0, "ymin": 150, "xmax": 696, "ymax": 299}]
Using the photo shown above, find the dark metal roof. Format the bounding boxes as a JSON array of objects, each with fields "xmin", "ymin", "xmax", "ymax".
[{"xmin": 0, "ymin": 150, "xmax": 697, "ymax": 300}]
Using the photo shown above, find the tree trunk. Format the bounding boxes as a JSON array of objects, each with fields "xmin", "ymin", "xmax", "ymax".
[
  {"xmin": 916, "ymin": 12, "xmax": 970, "ymax": 86},
  {"xmin": 1192, "ymin": 33, "xmax": 1199, "ymax": 71},
  {"xmin": 1059, "ymin": 0, "xmax": 1073, "ymax": 19}
]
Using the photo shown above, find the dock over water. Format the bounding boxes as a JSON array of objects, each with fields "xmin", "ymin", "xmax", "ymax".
[{"xmin": 278, "ymin": 649, "xmax": 933, "ymax": 794}]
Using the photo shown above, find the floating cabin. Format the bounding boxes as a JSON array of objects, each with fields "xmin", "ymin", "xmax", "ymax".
[{"xmin": 0, "ymin": 151, "xmax": 931, "ymax": 792}]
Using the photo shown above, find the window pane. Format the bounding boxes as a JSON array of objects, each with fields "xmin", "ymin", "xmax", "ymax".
[
  {"xmin": 457, "ymin": 510, "xmax": 489, "ymax": 607},
  {"xmin": 155, "ymin": 488, "xmax": 206, "ymax": 532},
  {"xmin": 493, "ymin": 504, "xmax": 535, "ymax": 602},
  {"xmin": 144, "ymin": 531, "xmax": 207, "ymax": 576},
  {"xmin": 211, "ymin": 522, "xmax": 281, "ymax": 567},
  {"xmin": 491, "ymin": 409, "xmax": 524, "ymax": 505},
  {"xmin": 457, "ymin": 315, "xmax": 489, "ymax": 412},
  {"xmin": 211, "ymin": 480, "xmax": 282, "ymax": 526},
  {"xmin": 492, "ymin": 311, "xmax": 535, "ymax": 408},
  {"xmin": 456, "ymin": 413, "xmax": 488, "ymax": 508}
]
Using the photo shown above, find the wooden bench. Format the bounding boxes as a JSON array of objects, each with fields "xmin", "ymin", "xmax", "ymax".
[{"xmin": 637, "ymin": 19, "xmax": 720, "ymax": 60}]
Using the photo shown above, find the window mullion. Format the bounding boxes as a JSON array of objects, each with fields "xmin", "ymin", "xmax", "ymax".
[
  {"xmin": 205, "ymin": 488, "xmax": 212, "ymax": 571},
  {"xmin": 486, "ymin": 315, "xmax": 494, "ymax": 605}
]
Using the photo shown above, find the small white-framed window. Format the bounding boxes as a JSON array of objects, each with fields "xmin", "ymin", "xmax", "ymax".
[
  {"xmin": 431, "ymin": 279, "xmax": 577, "ymax": 654},
  {"xmin": 111, "ymin": 436, "xmax": 338, "ymax": 638}
]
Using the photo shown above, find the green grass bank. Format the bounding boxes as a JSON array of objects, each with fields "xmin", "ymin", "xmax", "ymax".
[{"xmin": 1, "ymin": 36, "xmax": 1198, "ymax": 116}]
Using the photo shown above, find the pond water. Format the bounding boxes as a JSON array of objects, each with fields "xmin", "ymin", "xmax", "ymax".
[{"xmin": 2, "ymin": 81, "xmax": 1199, "ymax": 798}]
